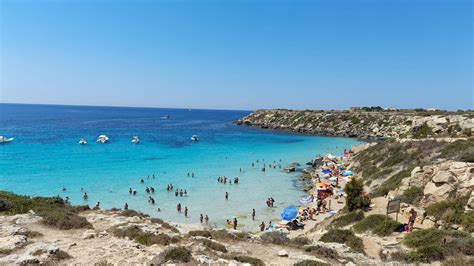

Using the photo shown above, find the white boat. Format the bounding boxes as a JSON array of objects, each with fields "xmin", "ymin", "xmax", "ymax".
[
  {"xmin": 191, "ymin": 135, "xmax": 199, "ymax": 141},
  {"xmin": 79, "ymin": 138, "xmax": 88, "ymax": 145},
  {"xmin": 0, "ymin": 136, "xmax": 14, "ymax": 144},
  {"xmin": 96, "ymin": 135, "xmax": 109, "ymax": 144},
  {"xmin": 131, "ymin": 136, "xmax": 140, "ymax": 144},
  {"xmin": 161, "ymin": 115, "xmax": 170, "ymax": 119}
]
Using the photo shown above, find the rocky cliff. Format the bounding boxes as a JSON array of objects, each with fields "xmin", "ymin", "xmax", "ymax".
[{"xmin": 236, "ymin": 109, "xmax": 474, "ymax": 139}]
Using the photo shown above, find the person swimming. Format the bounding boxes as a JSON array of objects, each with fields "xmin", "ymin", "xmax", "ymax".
[
  {"xmin": 145, "ymin": 187, "xmax": 150, "ymax": 193},
  {"xmin": 140, "ymin": 179, "xmax": 144, "ymax": 183},
  {"xmin": 133, "ymin": 190, "xmax": 137, "ymax": 195},
  {"xmin": 151, "ymin": 187, "xmax": 155, "ymax": 193},
  {"xmin": 62, "ymin": 187, "xmax": 66, "ymax": 191}
]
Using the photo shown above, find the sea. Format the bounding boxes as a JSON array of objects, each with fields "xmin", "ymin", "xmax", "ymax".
[{"xmin": 0, "ymin": 103, "xmax": 363, "ymax": 230}]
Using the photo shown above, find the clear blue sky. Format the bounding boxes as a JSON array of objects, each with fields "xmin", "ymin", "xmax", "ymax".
[{"xmin": 1, "ymin": 0, "xmax": 472, "ymax": 110}]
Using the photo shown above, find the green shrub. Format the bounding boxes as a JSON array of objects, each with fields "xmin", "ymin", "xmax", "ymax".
[
  {"xmin": 319, "ymin": 229, "xmax": 364, "ymax": 253},
  {"xmin": 345, "ymin": 179, "xmax": 369, "ymax": 211},
  {"xmin": 200, "ymin": 238, "xmax": 227, "ymax": 253},
  {"xmin": 112, "ymin": 225, "xmax": 180, "ymax": 246},
  {"xmin": 400, "ymin": 186, "xmax": 424, "ymax": 205},
  {"xmin": 188, "ymin": 229, "xmax": 249, "ymax": 241},
  {"xmin": 162, "ymin": 247, "xmax": 192, "ymax": 263},
  {"xmin": 426, "ymin": 196, "xmax": 469, "ymax": 225},
  {"xmin": 353, "ymin": 214, "xmax": 402, "ymax": 237},
  {"xmin": 261, "ymin": 231, "xmax": 290, "ymax": 245},
  {"xmin": 304, "ymin": 245, "xmax": 338, "ymax": 260},
  {"xmin": 412, "ymin": 123, "xmax": 433, "ymax": 138},
  {"xmin": 294, "ymin": 260, "xmax": 329, "ymax": 266},
  {"xmin": 223, "ymin": 254, "xmax": 264, "ymax": 266},
  {"xmin": 403, "ymin": 228, "xmax": 474, "ymax": 262},
  {"xmin": 442, "ymin": 256, "xmax": 474, "ymax": 266},
  {"xmin": 121, "ymin": 209, "xmax": 149, "ymax": 218},
  {"xmin": 371, "ymin": 168, "xmax": 412, "ymax": 197},
  {"xmin": 150, "ymin": 218, "xmax": 179, "ymax": 233},
  {"xmin": 188, "ymin": 230, "xmax": 212, "ymax": 238},
  {"xmin": 289, "ymin": 236, "xmax": 311, "ymax": 247},
  {"xmin": 0, "ymin": 191, "xmax": 92, "ymax": 230},
  {"xmin": 331, "ymin": 211, "xmax": 364, "ymax": 228}
]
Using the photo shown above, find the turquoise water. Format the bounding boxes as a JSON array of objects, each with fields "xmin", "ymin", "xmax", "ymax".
[{"xmin": 0, "ymin": 104, "xmax": 362, "ymax": 230}]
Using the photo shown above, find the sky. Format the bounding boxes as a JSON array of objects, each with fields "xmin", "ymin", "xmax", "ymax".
[{"xmin": 0, "ymin": 0, "xmax": 472, "ymax": 110}]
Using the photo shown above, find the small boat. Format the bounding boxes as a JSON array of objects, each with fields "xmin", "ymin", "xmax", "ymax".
[
  {"xmin": 191, "ymin": 135, "xmax": 199, "ymax": 141},
  {"xmin": 96, "ymin": 135, "xmax": 109, "ymax": 144},
  {"xmin": 0, "ymin": 136, "xmax": 14, "ymax": 144},
  {"xmin": 131, "ymin": 136, "xmax": 140, "ymax": 144},
  {"xmin": 161, "ymin": 115, "xmax": 170, "ymax": 119},
  {"xmin": 79, "ymin": 138, "xmax": 88, "ymax": 145}
]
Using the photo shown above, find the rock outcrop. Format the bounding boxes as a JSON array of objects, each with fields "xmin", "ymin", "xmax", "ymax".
[{"xmin": 236, "ymin": 109, "xmax": 474, "ymax": 139}]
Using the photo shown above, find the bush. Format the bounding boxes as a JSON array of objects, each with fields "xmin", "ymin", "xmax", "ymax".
[
  {"xmin": 319, "ymin": 229, "xmax": 364, "ymax": 253},
  {"xmin": 112, "ymin": 225, "xmax": 180, "ymax": 246},
  {"xmin": 294, "ymin": 260, "xmax": 329, "ymax": 266},
  {"xmin": 425, "ymin": 196, "xmax": 474, "ymax": 232},
  {"xmin": 188, "ymin": 229, "xmax": 250, "ymax": 241},
  {"xmin": 289, "ymin": 236, "xmax": 311, "ymax": 247},
  {"xmin": 304, "ymin": 245, "xmax": 339, "ymax": 260},
  {"xmin": 353, "ymin": 214, "xmax": 402, "ymax": 237},
  {"xmin": 260, "ymin": 231, "xmax": 290, "ymax": 245},
  {"xmin": 223, "ymin": 254, "xmax": 264, "ymax": 266},
  {"xmin": 200, "ymin": 238, "xmax": 227, "ymax": 253},
  {"xmin": 0, "ymin": 191, "xmax": 92, "ymax": 230},
  {"xmin": 371, "ymin": 169, "xmax": 412, "ymax": 197},
  {"xmin": 403, "ymin": 228, "xmax": 474, "ymax": 262},
  {"xmin": 442, "ymin": 256, "xmax": 474, "ymax": 266},
  {"xmin": 121, "ymin": 209, "xmax": 149, "ymax": 218},
  {"xmin": 400, "ymin": 186, "xmax": 424, "ymax": 205},
  {"xmin": 150, "ymin": 218, "xmax": 179, "ymax": 233},
  {"xmin": 162, "ymin": 247, "xmax": 192, "ymax": 263},
  {"xmin": 331, "ymin": 211, "xmax": 364, "ymax": 228},
  {"xmin": 345, "ymin": 179, "xmax": 369, "ymax": 211},
  {"xmin": 412, "ymin": 123, "xmax": 433, "ymax": 138}
]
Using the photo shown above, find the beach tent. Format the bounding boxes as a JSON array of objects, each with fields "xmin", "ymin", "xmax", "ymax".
[{"xmin": 281, "ymin": 206, "xmax": 298, "ymax": 221}]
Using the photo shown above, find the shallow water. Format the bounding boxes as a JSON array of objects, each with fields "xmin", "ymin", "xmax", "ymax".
[{"xmin": 0, "ymin": 104, "xmax": 363, "ymax": 230}]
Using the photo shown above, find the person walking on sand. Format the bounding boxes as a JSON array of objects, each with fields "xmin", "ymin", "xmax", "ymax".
[
  {"xmin": 225, "ymin": 192, "xmax": 229, "ymax": 200},
  {"xmin": 233, "ymin": 218, "xmax": 238, "ymax": 230},
  {"xmin": 252, "ymin": 209, "xmax": 256, "ymax": 220}
]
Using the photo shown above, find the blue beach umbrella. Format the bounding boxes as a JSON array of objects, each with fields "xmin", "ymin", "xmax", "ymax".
[{"xmin": 281, "ymin": 206, "xmax": 298, "ymax": 221}]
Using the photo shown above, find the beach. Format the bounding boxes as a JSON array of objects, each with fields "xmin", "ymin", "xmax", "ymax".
[{"xmin": 0, "ymin": 104, "xmax": 363, "ymax": 231}]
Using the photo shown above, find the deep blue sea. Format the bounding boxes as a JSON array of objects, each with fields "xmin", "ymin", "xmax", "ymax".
[{"xmin": 0, "ymin": 104, "xmax": 362, "ymax": 230}]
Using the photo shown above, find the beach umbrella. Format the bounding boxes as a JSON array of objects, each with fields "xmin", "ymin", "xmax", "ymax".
[{"xmin": 281, "ymin": 206, "xmax": 298, "ymax": 221}]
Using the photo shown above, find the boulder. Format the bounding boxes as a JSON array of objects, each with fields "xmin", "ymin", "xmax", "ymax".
[
  {"xmin": 431, "ymin": 171, "xmax": 454, "ymax": 184},
  {"xmin": 423, "ymin": 182, "xmax": 452, "ymax": 203},
  {"xmin": 278, "ymin": 249, "xmax": 289, "ymax": 257}
]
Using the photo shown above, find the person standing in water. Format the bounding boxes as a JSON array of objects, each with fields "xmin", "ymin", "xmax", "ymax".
[
  {"xmin": 200, "ymin": 214, "xmax": 203, "ymax": 223},
  {"xmin": 205, "ymin": 215, "xmax": 209, "ymax": 225},
  {"xmin": 177, "ymin": 203, "xmax": 181, "ymax": 212},
  {"xmin": 184, "ymin": 207, "xmax": 188, "ymax": 217},
  {"xmin": 252, "ymin": 209, "xmax": 256, "ymax": 220},
  {"xmin": 225, "ymin": 192, "xmax": 229, "ymax": 200},
  {"xmin": 124, "ymin": 203, "xmax": 128, "ymax": 210},
  {"xmin": 233, "ymin": 218, "xmax": 238, "ymax": 230},
  {"xmin": 259, "ymin": 222, "xmax": 265, "ymax": 232},
  {"xmin": 83, "ymin": 192, "xmax": 88, "ymax": 200}
]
